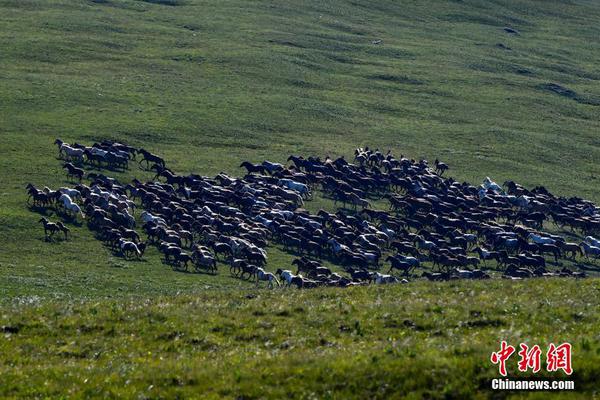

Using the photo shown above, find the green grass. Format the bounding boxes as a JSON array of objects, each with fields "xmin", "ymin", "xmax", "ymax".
[
  {"xmin": 1, "ymin": 280, "xmax": 598, "ymax": 399},
  {"xmin": 1, "ymin": 0, "xmax": 600, "ymax": 397}
]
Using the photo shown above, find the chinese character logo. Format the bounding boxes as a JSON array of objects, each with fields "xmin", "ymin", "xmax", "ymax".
[
  {"xmin": 490, "ymin": 341, "xmax": 516, "ymax": 376},
  {"xmin": 547, "ymin": 343, "xmax": 573, "ymax": 375},
  {"xmin": 491, "ymin": 341, "xmax": 572, "ymax": 376}
]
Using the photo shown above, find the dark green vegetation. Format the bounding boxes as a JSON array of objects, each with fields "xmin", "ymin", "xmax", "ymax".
[{"xmin": 1, "ymin": 0, "xmax": 600, "ymax": 398}]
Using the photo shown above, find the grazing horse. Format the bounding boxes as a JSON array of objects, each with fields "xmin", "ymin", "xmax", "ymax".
[
  {"xmin": 63, "ymin": 163, "xmax": 84, "ymax": 181},
  {"xmin": 239, "ymin": 161, "xmax": 267, "ymax": 175}
]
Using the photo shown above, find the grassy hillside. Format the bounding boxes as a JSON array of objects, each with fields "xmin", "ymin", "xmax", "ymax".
[
  {"xmin": 1, "ymin": 0, "xmax": 600, "ymax": 397},
  {"xmin": 1, "ymin": 280, "xmax": 598, "ymax": 399},
  {"xmin": 2, "ymin": 0, "xmax": 600, "ymax": 296}
]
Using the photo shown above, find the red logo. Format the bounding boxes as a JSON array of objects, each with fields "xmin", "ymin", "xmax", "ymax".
[
  {"xmin": 491, "ymin": 342, "xmax": 572, "ymax": 376},
  {"xmin": 546, "ymin": 343, "xmax": 573, "ymax": 375},
  {"xmin": 517, "ymin": 344, "xmax": 542, "ymax": 373},
  {"xmin": 490, "ymin": 341, "xmax": 516, "ymax": 376}
]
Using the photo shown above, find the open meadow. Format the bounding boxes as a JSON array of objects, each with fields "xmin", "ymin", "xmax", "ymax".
[{"xmin": 1, "ymin": 0, "xmax": 600, "ymax": 398}]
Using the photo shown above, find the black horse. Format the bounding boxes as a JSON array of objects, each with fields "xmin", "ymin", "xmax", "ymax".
[
  {"xmin": 63, "ymin": 162, "xmax": 84, "ymax": 181},
  {"xmin": 138, "ymin": 149, "xmax": 165, "ymax": 169},
  {"xmin": 240, "ymin": 161, "xmax": 267, "ymax": 175}
]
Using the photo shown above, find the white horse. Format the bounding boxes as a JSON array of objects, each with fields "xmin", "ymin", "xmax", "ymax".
[
  {"xmin": 255, "ymin": 267, "xmax": 280, "ymax": 288},
  {"xmin": 373, "ymin": 272, "xmax": 399, "ymax": 284},
  {"xmin": 58, "ymin": 194, "xmax": 84, "ymax": 219},
  {"xmin": 58, "ymin": 187, "xmax": 81, "ymax": 200},
  {"xmin": 396, "ymin": 255, "xmax": 420, "ymax": 267},
  {"xmin": 482, "ymin": 177, "xmax": 504, "ymax": 193},
  {"xmin": 528, "ymin": 233, "xmax": 555, "ymax": 245},
  {"xmin": 140, "ymin": 211, "xmax": 167, "ymax": 226},
  {"xmin": 580, "ymin": 242, "xmax": 600, "ymax": 260},
  {"xmin": 59, "ymin": 144, "xmax": 85, "ymax": 161},
  {"xmin": 119, "ymin": 239, "xmax": 143, "ymax": 259},
  {"xmin": 276, "ymin": 269, "xmax": 295, "ymax": 286},
  {"xmin": 585, "ymin": 236, "xmax": 600, "ymax": 248},
  {"xmin": 278, "ymin": 179, "xmax": 310, "ymax": 199}
]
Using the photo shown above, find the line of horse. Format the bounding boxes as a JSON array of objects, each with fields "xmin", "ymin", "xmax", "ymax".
[{"xmin": 54, "ymin": 138, "xmax": 165, "ymax": 172}]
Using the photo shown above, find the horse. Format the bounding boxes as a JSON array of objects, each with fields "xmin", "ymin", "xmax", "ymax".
[
  {"xmin": 580, "ymin": 242, "xmax": 600, "ymax": 260},
  {"xmin": 239, "ymin": 161, "xmax": 267, "ymax": 175},
  {"xmin": 38, "ymin": 217, "xmax": 61, "ymax": 240},
  {"xmin": 56, "ymin": 222, "xmax": 70, "ymax": 240},
  {"xmin": 27, "ymin": 184, "xmax": 52, "ymax": 207},
  {"xmin": 585, "ymin": 236, "xmax": 600, "ymax": 248},
  {"xmin": 119, "ymin": 239, "xmax": 146, "ymax": 259},
  {"xmin": 58, "ymin": 194, "xmax": 85, "ymax": 219},
  {"xmin": 262, "ymin": 161, "xmax": 284, "ymax": 174},
  {"xmin": 346, "ymin": 192, "xmax": 370, "ymax": 210},
  {"xmin": 255, "ymin": 267, "xmax": 280, "ymax": 288},
  {"xmin": 212, "ymin": 242, "xmax": 232, "ymax": 260},
  {"xmin": 175, "ymin": 252, "xmax": 193, "ymax": 270},
  {"xmin": 558, "ymin": 242, "xmax": 582, "ymax": 260},
  {"xmin": 372, "ymin": 272, "xmax": 400, "ymax": 284},
  {"xmin": 193, "ymin": 249, "xmax": 218, "ymax": 274},
  {"xmin": 434, "ymin": 159, "xmax": 448, "ymax": 175},
  {"xmin": 278, "ymin": 178, "xmax": 311, "ymax": 199},
  {"xmin": 140, "ymin": 211, "xmax": 167, "ymax": 226},
  {"xmin": 55, "ymin": 139, "xmax": 84, "ymax": 162},
  {"xmin": 275, "ymin": 269, "xmax": 295, "ymax": 286},
  {"xmin": 138, "ymin": 149, "xmax": 165, "ymax": 169},
  {"xmin": 386, "ymin": 256, "xmax": 414, "ymax": 276},
  {"xmin": 58, "ymin": 187, "xmax": 81, "ymax": 200},
  {"xmin": 63, "ymin": 163, "xmax": 84, "ymax": 181},
  {"xmin": 292, "ymin": 257, "xmax": 321, "ymax": 276},
  {"xmin": 528, "ymin": 233, "xmax": 555, "ymax": 245},
  {"xmin": 473, "ymin": 247, "xmax": 500, "ymax": 265}
]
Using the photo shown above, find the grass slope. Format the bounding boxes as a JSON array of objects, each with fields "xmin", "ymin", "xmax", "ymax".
[
  {"xmin": 1, "ymin": 0, "xmax": 600, "ymax": 397},
  {"xmin": 1, "ymin": 280, "xmax": 599, "ymax": 399}
]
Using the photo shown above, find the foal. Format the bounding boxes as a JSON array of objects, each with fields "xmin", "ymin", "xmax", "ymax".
[{"xmin": 39, "ymin": 217, "xmax": 61, "ymax": 240}]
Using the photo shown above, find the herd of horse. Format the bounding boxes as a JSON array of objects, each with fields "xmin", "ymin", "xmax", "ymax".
[{"xmin": 27, "ymin": 140, "xmax": 600, "ymax": 288}]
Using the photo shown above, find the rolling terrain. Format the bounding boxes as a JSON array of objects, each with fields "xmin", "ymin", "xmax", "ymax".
[{"xmin": 1, "ymin": 0, "xmax": 600, "ymax": 398}]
